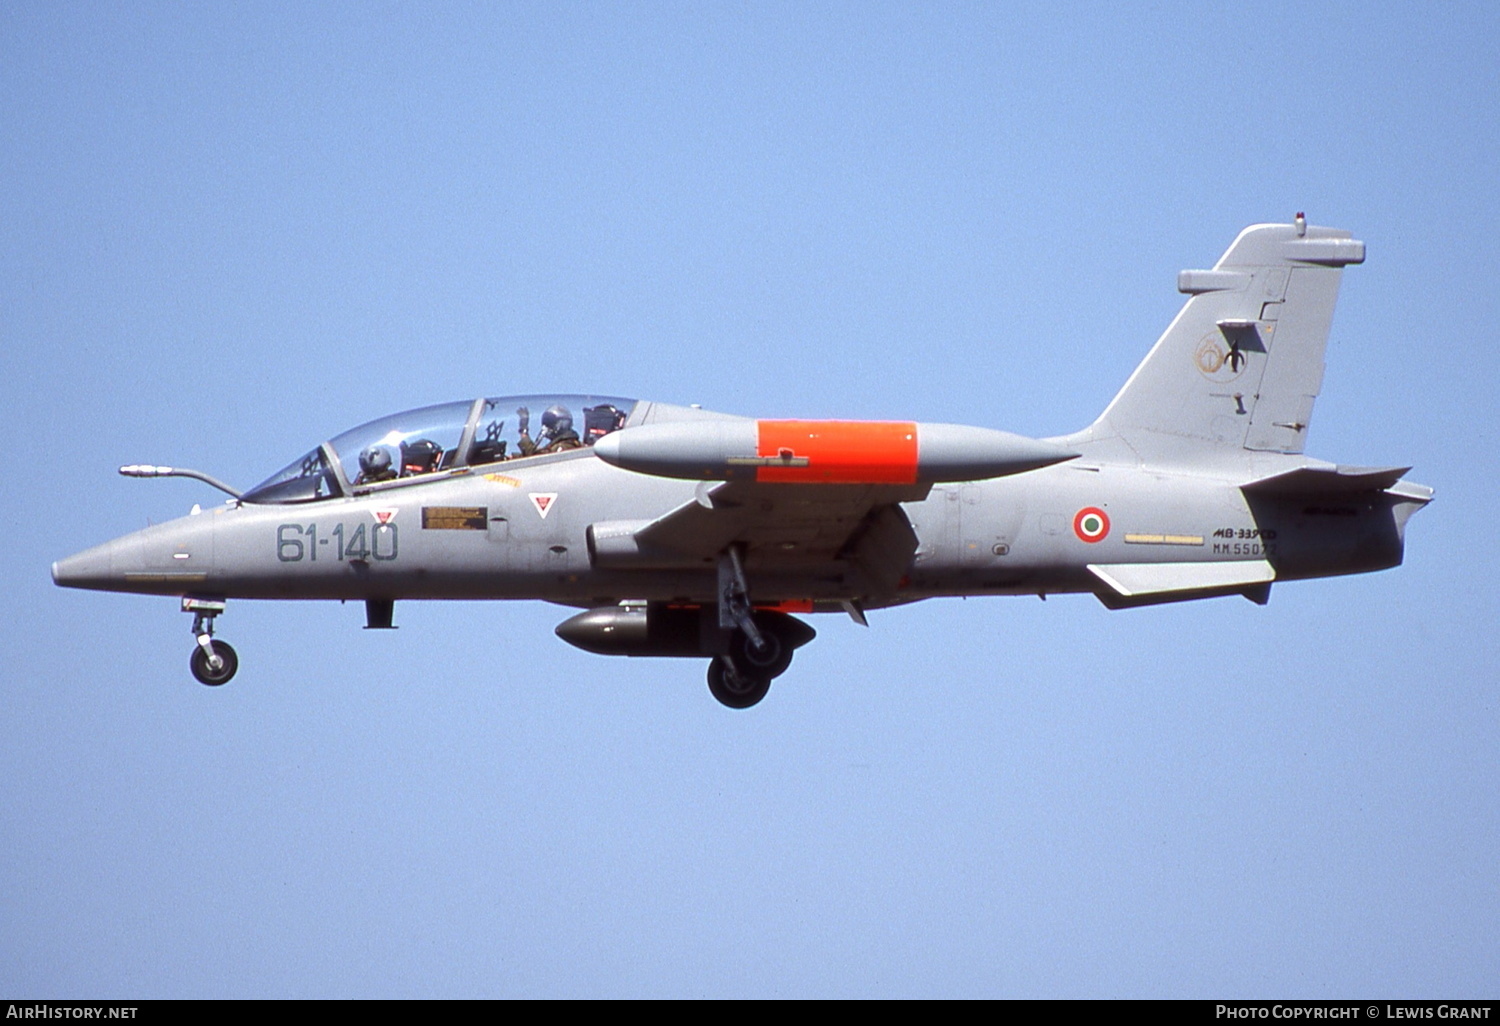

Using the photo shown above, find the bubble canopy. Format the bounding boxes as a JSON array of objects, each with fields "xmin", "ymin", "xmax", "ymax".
[{"xmin": 241, "ymin": 395, "xmax": 638, "ymax": 504}]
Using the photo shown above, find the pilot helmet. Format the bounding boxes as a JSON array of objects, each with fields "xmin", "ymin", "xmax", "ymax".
[
  {"xmin": 401, "ymin": 438, "xmax": 443, "ymax": 474},
  {"xmin": 359, "ymin": 446, "xmax": 392, "ymax": 476},
  {"xmin": 541, "ymin": 405, "xmax": 573, "ymax": 435}
]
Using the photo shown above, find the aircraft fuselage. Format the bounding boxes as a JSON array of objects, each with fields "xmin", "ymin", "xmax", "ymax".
[{"xmin": 53, "ymin": 445, "xmax": 1424, "ymax": 608}]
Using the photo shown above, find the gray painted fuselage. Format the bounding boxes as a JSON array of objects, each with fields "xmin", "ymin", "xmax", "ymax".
[{"xmin": 52, "ymin": 438, "xmax": 1425, "ymax": 608}]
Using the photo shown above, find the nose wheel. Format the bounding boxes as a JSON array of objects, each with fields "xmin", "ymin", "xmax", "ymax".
[
  {"xmin": 190, "ymin": 638, "xmax": 239, "ymax": 686},
  {"xmin": 184, "ymin": 597, "xmax": 238, "ymax": 686}
]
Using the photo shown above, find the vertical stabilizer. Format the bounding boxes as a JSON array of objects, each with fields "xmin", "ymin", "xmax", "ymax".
[{"xmin": 1076, "ymin": 220, "xmax": 1364, "ymax": 464}]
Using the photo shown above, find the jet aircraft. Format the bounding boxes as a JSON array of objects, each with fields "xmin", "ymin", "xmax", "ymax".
[{"xmin": 53, "ymin": 218, "xmax": 1431, "ymax": 707}]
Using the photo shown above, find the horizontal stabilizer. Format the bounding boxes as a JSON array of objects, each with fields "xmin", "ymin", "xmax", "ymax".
[
  {"xmin": 1241, "ymin": 464, "xmax": 1411, "ymax": 496},
  {"xmin": 1089, "ymin": 560, "xmax": 1275, "ymax": 598}
]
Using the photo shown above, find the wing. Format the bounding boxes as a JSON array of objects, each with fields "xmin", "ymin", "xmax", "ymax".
[
  {"xmin": 588, "ymin": 415, "xmax": 1075, "ymax": 600},
  {"xmin": 631, "ymin": 480, "xmax": 929, "ymax": 597}
]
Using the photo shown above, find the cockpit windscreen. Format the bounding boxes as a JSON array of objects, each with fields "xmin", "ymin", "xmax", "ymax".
[
  {"xmin": 330, "ymin": 400, "xmax": 475, "ymax": 487},
  {"xmin": 241, "ymin": 395, "xmax": 637, "ymax": 504}
]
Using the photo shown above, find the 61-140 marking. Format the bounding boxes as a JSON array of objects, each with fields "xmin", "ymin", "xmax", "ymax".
[{"xmin": 276, "ymin": 522, "xmax": 398, "ymax": 562}]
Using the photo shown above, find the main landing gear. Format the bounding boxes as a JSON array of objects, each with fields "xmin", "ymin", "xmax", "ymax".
[
  {"xmin": 707, "ymin": 620, "xmax": 798, "ymax": 709},
  {"xmin": 707, "ymin": 546, "xmax": 814, "ymax": 708},
  {"xmin": 184, "ymin": 597, "xmax": 238, "ymax": 686}
]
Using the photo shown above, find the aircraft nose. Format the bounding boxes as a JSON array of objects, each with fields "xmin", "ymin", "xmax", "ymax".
[
  {"xmin": 51, "ymin": 541, "xmax": 124, "ymax": 591},
  {"xmin": 52, "ymin": 513, "xmax": 216, "ymax": 594}
]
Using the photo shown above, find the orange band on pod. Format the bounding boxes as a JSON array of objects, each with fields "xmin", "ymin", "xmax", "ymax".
[{"xmin": 755, "ymin": 421, "xmax": 919, "ymax": 484}]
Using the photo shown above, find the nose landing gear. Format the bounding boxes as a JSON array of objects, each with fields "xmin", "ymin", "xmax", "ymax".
[{"xmin": 184, "ymin": 598, "xmax": 238, "ymax": 686}]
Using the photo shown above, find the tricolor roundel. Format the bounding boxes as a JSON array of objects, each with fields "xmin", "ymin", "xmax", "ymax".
[{"xmin": 1073, "ymin": 507, "xmax": 1110, "ymax": 543}]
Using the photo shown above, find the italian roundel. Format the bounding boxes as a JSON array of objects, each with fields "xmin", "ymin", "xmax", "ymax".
[{"xmin": 1073, "ymin": 506, "xmax": 1110, "ymax": 543}]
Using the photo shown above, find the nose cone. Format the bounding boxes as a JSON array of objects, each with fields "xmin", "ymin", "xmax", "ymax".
[
  {"xmin": 53, "ymin": 513, "xmax": 216, "ymax": 595},
  {"xmin": 52, "ymin": 538, "xmax": 127, "ymax": 591}
]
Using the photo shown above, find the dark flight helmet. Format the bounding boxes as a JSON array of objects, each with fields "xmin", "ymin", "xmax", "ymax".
[{"xmin": 401, "ymin": 438, "xmax": 443, "ymax": 474}]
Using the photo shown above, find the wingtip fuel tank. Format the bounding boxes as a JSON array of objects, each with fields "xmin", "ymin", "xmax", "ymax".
[{"xmin": 593, "ymin": 419, "xmax": 1077, "ymax": 484}]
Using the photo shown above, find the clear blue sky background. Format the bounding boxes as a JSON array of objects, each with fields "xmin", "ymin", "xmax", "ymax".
[{"xmin": 4, "ymin": 1, "xmax": 1496, "ymax": 998}]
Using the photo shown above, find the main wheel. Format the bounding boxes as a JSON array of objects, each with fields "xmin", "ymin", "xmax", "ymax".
[
  {"xmin": 707, "ymin": 656, "xmax": 770, "ymax": 709},
  {"xmin": 731, "ymin": 622, "xmax": 795, "ymax": 679},
  {"xmin": 190, "ymin": 640, "xmax": 239, "ymax": 686}
]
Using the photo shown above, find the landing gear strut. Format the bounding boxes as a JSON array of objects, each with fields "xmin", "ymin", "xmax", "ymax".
[
  {"xmin": 184, "ymin": 597, "xmax": 237, "ymax": 686},
  {"xmin": 707, "ymin": 547, "xmax": 822, "ymax": 708},
  {"xmin": 717, "ymin": 544, "xmax": 767, "ymax": 653}
]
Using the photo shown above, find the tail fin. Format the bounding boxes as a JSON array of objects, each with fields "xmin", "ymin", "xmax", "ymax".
[{"xmin": 1076, "ymin": 218, "xmax": 1365, "ymax": 463}]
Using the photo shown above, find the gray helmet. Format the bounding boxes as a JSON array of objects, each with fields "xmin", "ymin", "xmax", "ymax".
[
  {"xmin": 359, "ymin": 446, "xmax": 392, "ymax": 475},
  {"xmin": 541, "ymin": 405, "xmax": 573, "ymax": 435}
]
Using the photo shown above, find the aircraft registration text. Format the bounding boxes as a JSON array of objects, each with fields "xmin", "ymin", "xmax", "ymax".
[{"xmin": 276, "ymin": 522, "xmax": 398, "ymax": 562}]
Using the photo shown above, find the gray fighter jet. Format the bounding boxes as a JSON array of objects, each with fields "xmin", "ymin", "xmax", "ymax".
[{"xmin": 53, "ymin": 217, "xmax": 1431, "ymax": 707}]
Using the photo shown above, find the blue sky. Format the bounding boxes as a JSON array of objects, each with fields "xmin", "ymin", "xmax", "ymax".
[{"xmin": 3, "ymin": 1, "xmax": 1497, "ymax": 997}]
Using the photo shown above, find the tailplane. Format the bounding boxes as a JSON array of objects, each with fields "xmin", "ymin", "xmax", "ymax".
[{"xmin": 1071, "ymin": 217, "xmax": 1365, "ymax": 464}]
